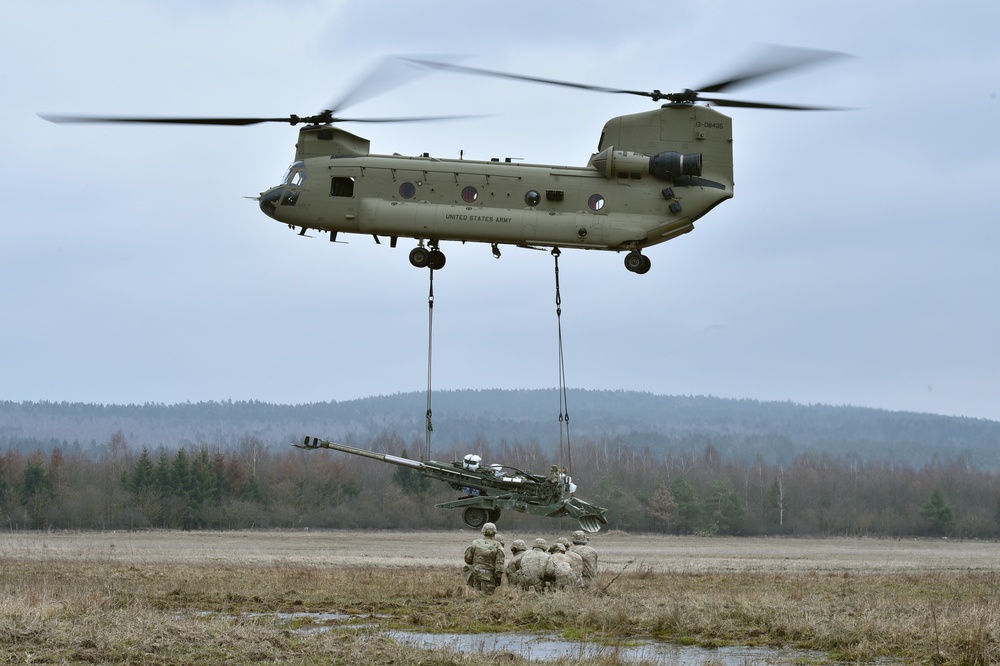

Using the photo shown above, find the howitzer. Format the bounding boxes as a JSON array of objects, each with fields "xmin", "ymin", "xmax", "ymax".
[{"xmin": 294, "ymin": 436, "xmax": 608, "ymax": 532}]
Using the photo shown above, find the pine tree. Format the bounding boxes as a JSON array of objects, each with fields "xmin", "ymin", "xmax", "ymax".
[
  {"xmin": 670, "ymin": 476, "xmax": 700, "ymax": 534},
  {"xmin": 645, "ymin": 481, "xmax": 678, "ymax": 529},
  {"xmin": 918, "ymin": 489, "xmax": 955, "ymax": 535}
]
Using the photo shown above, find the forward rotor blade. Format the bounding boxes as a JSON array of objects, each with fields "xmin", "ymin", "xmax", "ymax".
[
  {"xmin": 331, "ymin": 114, "xmax": 485, "ymax": 123},
  {"xmin": 41, "ymin": 112, "xmax": 484, "ymax": 127},
  {"xmin": 405, "ymin": 59, "xmax": 661, "ymax": 100},
  {"xmin": 326, "ymin": 55, "xmax": 442, "ymax": 114},
  {"xmin": 40, "ymin": 114, "xmax": 302, "ymax": 126}
]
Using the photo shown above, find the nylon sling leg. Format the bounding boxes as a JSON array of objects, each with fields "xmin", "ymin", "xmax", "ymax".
[
  {"xmin": 552, "ymin": 248, "xmax": 572, "ymax": 477},
  {"xmin": 424, "ymin": 268, "xmax": 434, "ymax": 461}
]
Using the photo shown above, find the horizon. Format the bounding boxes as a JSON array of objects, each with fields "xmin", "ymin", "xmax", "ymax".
[{"xmin": 4, "ymin": 388, "xmax": 998, "ymax": 424}]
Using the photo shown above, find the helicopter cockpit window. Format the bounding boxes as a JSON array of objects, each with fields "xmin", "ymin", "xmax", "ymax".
[
  {"xmin": 524, "ymin": 190, "xmax": 540, "ymax": 207},
  {"xmin": 330, "ymin": 176, "xmax": 355, "ymax": 197},
  {"xmin": 588, "ymin": 194, "xmax": 605, "ymax": 211},
  {"xmin": 282, "ymin": 161, "xmax": 306, "ymax": 187}
]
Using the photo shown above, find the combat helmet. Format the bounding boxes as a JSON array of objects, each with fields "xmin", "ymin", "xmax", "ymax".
[
  {"xmin": 532, "ymin": 538, "xmax": 547, "ymax": 550},
  {"xmin": 481, "ymin": 522, "xmax": 497, "ymax": 536},
  {"xmin": 511, "ymin": 539, "xmax": 526, "ymax": 553},
  {"xmin": 572, "ymin": 530, "xmax": 589, "ymax": 545}
]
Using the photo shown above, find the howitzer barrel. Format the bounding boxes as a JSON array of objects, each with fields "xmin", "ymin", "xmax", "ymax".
[{"xmin": 295, "ymin": 436, "xmax": 425, "ymax": 470}]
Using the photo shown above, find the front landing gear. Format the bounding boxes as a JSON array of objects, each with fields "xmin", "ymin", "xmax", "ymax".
[
  {"xmin": 409, "ymin": 245, "xmax": 446, "ymax": 270},
  {"xmin": 624, "ymin": 250, "xmax": 651, "ymax": 274}
]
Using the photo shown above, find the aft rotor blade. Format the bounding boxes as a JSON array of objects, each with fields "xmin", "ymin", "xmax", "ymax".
[
  {"xmin": 698, "ymin": 97, "xmax": 847, "ymax": 111},
  {"xmin": 695, "ymin": 44, "xmax": 848, "ymax": 94}
]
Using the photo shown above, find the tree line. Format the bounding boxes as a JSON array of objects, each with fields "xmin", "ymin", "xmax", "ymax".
[{"xmin": 0, "ymin": 430, "xmax": 994, "ymax": 536}]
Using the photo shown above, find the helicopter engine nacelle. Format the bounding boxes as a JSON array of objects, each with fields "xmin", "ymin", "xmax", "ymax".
[{"xmin": 591, "ymin": 146, "xmax": 701, "ymax": 181}]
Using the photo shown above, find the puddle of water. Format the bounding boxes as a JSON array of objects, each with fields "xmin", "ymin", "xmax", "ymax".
[
  {"xmin": 204, "ymin": 610, "xmax": 897, "ymax": 664},
  {"xmin": 384, "ymin": 629, "xmax": 831, "ymax": 665}
]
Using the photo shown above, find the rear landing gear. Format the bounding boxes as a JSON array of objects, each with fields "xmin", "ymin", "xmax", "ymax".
[
  {"xmin": 428, "ymin": 250, "xmax": 446, "ymax": 270},
  {"xmin": 409, "ymin": 247, "xmax": 429, "ymax": 268},
  {"xmin": 624, "ymin": 250, "xmax": 651, "ymax": 274},
  {"xmin": 410, "ymin": 245, "xmax": 446, "ymax": 270}
]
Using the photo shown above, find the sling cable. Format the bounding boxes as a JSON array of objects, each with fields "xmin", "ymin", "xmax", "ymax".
[
  {"xmin": 422, "ymin": 251, "xmax": 575, "ymax": 477},
  {"xmin": 423, "ymin": 266, "xmax": 435, "ymax": 462},
  {"xmin": 552, "ymin": 248, "xmax": 573, "ymax": 478}
]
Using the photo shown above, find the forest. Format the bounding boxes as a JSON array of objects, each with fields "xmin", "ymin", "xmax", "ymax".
[{"xmin": 2, "ymin": 425, "xmax": 997, "ymax": 537}]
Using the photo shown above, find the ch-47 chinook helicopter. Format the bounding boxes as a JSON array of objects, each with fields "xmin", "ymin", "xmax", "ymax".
[{"xmin": 43, "ymin": 46, "xmax": 843, "ymax": 274}]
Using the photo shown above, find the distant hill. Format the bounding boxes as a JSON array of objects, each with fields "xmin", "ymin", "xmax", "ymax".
[{"xmin": 2, "ymin": 390, "xmax": 999, "ymax": 468}]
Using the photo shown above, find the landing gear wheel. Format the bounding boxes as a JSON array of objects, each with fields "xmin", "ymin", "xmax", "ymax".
[
  {"xmin": 428, "ymin": 249, "xmax": 446, "ymax": 270},
  {"xmin": 409, "ymin": 247, "xmax": 430, "ymax": 268},
  {"xmin": 462, "ymin": 507, "xmax": 489, "ymax": 530},
  {"xmin": 625, "ymin": 251, "xmax": 651, "ymax": 274}
]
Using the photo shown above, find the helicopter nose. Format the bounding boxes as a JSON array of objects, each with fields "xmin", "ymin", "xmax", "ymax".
[{"xmin": 259, "ymin": 186, "xmax": 283, "ymax": 218}]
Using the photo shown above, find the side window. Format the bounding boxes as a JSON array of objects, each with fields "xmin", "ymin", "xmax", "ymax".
[
  {"xmin": 330, "ymin": 177, "xmax": 355, "ymax": 197},
  {"xmin": 588, "ymin": 194, "xmax": 606, "ymax": 211}
]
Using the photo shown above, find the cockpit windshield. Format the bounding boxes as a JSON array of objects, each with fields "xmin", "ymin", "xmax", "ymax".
[{"xmin": 282, "ymin": 161, "xmax": 307, "ymax": 187}]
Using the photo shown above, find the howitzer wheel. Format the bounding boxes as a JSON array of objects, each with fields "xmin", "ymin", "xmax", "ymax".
[{"xmin": 462, "ymin": 507, "xmax": 489, "ymax": 530}]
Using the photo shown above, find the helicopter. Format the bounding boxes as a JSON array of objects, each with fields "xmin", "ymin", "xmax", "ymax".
[{"xmin": 42, "ymin": 46, "xmax": 843, "ymax": 274}]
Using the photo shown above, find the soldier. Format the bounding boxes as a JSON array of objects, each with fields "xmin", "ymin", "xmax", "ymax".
[
  {"xmin": 557, "ymin": 537, "xmax": 584, "ymax": 586},
  {"xmin": 506, "ymin": 539, "xmax": 527, "ymax": 588},
  {"xmin": 545, "ymin": 542, "xmax": 579, "ymax": 590},
  {"xmin": 517, "ymin": 538, "xmax": 550, "ymax": 591},
  {"xmin": 464, "ymin": 522, "xmax": 505, "ymax": 594},
  {"xmin": 569, "ymin": 530, "xmax": 598, "ymax": 588}
]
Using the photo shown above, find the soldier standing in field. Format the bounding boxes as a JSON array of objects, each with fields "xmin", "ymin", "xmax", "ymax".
[
  {"xmin": 464, "ymin": 522, "xmax": 505, "ymax": 594},
  {"xmin": 569, "ymin": 530, "xmax": 598, "ymax": 588}
]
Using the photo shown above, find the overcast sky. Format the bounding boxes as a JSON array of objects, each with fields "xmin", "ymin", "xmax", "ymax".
[{"xmin": 2, "ymin": 1, "xmax": 998, "ymax": 423}]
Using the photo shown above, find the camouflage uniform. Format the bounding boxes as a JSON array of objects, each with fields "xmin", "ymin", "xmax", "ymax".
[
  {"xmin": 464, "ymin": 522, "xmax": 505, "ymax": 594},
  {"xmin": 557, "ymin": 537, "xmax": 585, "ymax": 586},
  {"xmin": 569, "ymin": 530, "xmax": 598, "ymax": 588},
  {"xmin": 544, "ymin": 542, "xmax": 579, "ymax": 590},
  {"xmin": 517, "ymin": 538, "xmax": 550, "ymax": 591},
  {"xmin": 505, "ymin": 540, "xmax": 527, "ymax": 588}
]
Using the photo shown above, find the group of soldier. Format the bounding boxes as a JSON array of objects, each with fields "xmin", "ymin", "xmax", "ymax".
[{"xmin": 463, "ymin": 522, "xmax": 598, "ymax": 594}]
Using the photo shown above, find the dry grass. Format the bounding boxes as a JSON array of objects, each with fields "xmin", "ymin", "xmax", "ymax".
[{"xmin": 1, "ymin": 530, "xmax": 998, "ymax": 664}]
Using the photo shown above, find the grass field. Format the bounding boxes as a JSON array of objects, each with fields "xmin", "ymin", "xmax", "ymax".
[{"xmin": 2, "ymin": 530, "xmax": 997, "ymax": 664}]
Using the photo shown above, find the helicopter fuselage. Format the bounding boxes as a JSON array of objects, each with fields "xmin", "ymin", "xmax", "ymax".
[{"xmin": 258, "ymin": 103, "xmax": 734, "ymax": 272}]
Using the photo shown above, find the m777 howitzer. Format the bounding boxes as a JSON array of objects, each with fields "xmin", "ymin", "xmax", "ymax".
[{"xmin": 294, "ymin": 436, "xmax": 608, "ymax": 533}]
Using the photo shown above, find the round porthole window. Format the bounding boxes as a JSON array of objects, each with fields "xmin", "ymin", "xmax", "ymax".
[
  {"xmin": 461, "ymin": 186, "xmax": 479, "ymax": 203},
  {"xmin": 524, "ymin": 190, "xmax": 541, "ymax": 206},
  {"xmin": 588, "ymin": 194, "xmax": 606, "ymax": 211},
  {"xmin": 399, "ymin": 182, "xmax": 416, "ymax": 199}
]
